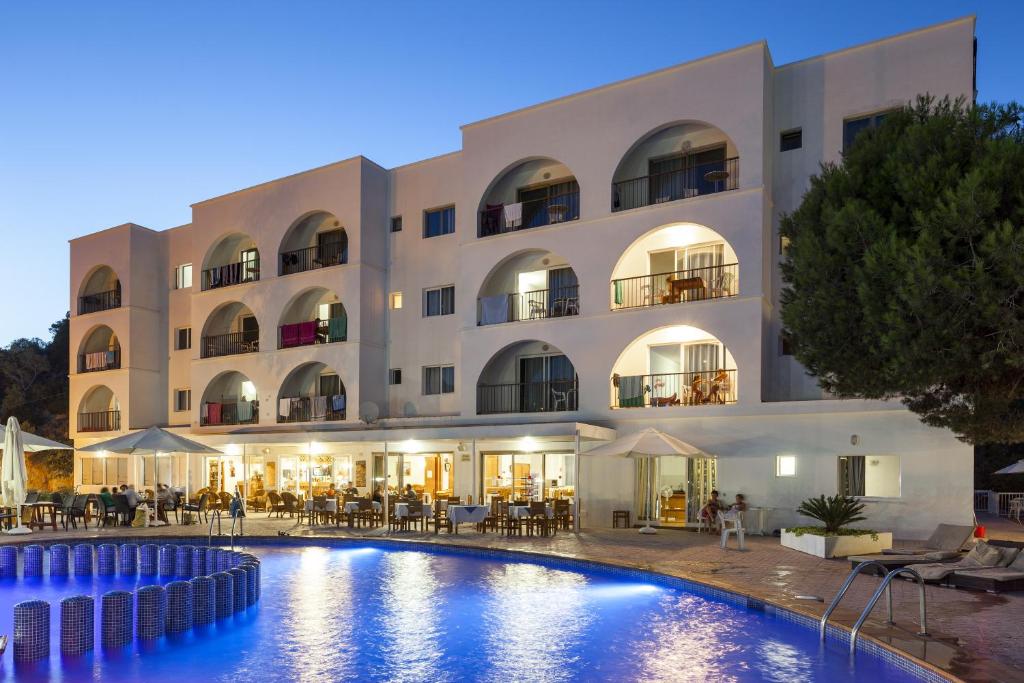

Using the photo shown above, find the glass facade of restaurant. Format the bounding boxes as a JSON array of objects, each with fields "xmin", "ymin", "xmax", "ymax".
[{"xmin": 481, "ymin": 451, "xmax": 575, "ymax": 503}]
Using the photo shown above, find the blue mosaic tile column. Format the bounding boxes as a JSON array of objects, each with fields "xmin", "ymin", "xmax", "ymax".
[
  {"xmin": 165, "ymin": 581, "xmax": 193, "ymax": 633},
  {"xmin": 228, "ymin": 568, "xmax": 247, "ymax": 612},
  {"xmin": 190, "ymin": 576, "xmax": 215, "ymax": 626},
  {"xmin": 175, "ymin": 545, "xmax": 193, "ymax": 578},
  {"xmin": 97, "ymin": 544, "xmax": 117, "ymax": 576},
  {"xmin": 191, "ymin": 546, "xmax": 207, "ymax": 577},
  {"xmin": 119, "ymin": 544, "xmax": 138, "ymax": 575},
  {"xmin": 100, "ymin": 591, "xmax": 133, "ymax": 648},
  {"xmin": 13, "ymin": 600, "xmax": 49, "ymax": 662},
  {"xmin": 216, "ymin": 549, "xmax": 233, "ymax": 573},
  {"xmin": 50, "ymin": 544, "xmax": 70, "ymax": 576},
  {"xmin": 0, "ymin": 546, "xmax": 17, "ymax": 578},
  {"xmin": 158, "ymin": 545, "xmax": 176, "ymax": 576},
  {"xmin": 136, "ymin": 585, "xmax": 167, "ymax": 639},
  {"xmin": 73, "ymin": 544, "xmax": 93, "ymax": 576},
  {"xmin": 205, "ymin": 548, "xmax": 218, "ymax": 574},
  {"xmin": 140, "ymin": 544, "xmax": 159, "ymax": 575},
  {"xmin": 212, "ymin": 572, "xmax": 233, "ymax": 619},
  {"xmin": 60, "ymin": 595, "xmax": 94, "ymax": 655},
  {"xmin": 240, "ymin": 563, "xmax": 258, "ymax": 606},
  {"xmin": 23, "ymin": 545, "xmax": 44, "ymax": 577}
]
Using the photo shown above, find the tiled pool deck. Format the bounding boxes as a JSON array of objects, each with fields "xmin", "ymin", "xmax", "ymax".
[{"xmin": 5, "ymin": 515, "xmax": 1022, "ymax": 682}]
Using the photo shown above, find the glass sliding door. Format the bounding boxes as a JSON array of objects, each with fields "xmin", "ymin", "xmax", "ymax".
[{"xmin": 481, "ymin": 451, "xmax": 575, "ymax": 503}]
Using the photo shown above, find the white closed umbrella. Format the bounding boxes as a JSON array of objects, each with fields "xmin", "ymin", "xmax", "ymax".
[
  {"xmin": 585, "ymin": 427, "xmax": 711, "ymax": 534},
  {"xmin": 1, "ymin": 417, "xmax": 31, "ymax": 535}
]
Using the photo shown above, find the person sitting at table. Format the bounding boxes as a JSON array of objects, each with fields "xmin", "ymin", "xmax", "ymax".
[
  {"xmin": 701, "ymin": 490, "xmax": 724, "ymax": 532},
  {"xmin": 690, "ymin": 375, "xmax": 706, "ymax": 405},
  {"xmin": 372, "ymin": 486, "xmax": 384, "ymax": 504},
  {"xmin": 99, "ymin": 486, "xmax": 115, "ymax": 509},
  {"xmin": 730, "ymin": 493, "xmax": 747, "ymax": 513},
  {"xmin": 326, "ymin": 484, "xmax": 337, "ymax": 498},
  {"xmin": 402, "ymin": 484, "xmax": 417, "ymax": 500},
  {"xmin": 709, "ymin": 368, "xmax": 730, "ymax": 404},
  {"xmin": 121, "ymin": 484, "xmax": 139, "ymax": 509},
  {"xmin": 344, "ymin": 481, "xmax": 359, "ymax": 495}
]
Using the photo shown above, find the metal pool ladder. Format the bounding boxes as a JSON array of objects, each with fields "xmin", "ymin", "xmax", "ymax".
[
  {"xmin": 208, "ymin": 509, "xmax": 222, "ymax": 547},
  {"xmin": 820, "ymin": 561, "xmax": 928, "ymax": 655}
]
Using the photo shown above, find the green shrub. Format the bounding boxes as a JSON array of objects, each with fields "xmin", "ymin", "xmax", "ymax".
[
  {"xmin": 788, "ymin": 526, "xmax": 878, "ymax": 541},
  {"xmin": 796, "ymin": 494, "xmax": 866, "ymax": 534}
]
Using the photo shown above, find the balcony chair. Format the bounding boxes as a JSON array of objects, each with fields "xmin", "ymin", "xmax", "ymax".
[{"xmin": 551, "ymin": 386, "xmax": 576, "ymax": 412}]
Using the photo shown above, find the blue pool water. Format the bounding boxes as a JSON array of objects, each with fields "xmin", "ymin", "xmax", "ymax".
[{"xmin": 0, "ymin": 543, "xmax": 924, "ymax": 682}]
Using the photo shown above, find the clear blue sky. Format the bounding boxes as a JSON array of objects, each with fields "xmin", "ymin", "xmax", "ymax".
[{"xmin": 0, "ymin": 1, "xmax": 1020, "ymax": 345}]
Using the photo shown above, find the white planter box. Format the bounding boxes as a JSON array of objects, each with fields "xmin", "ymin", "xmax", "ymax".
[{"xmin": 780, "ymin": 529, "xmax": 893, "ymax": 558}]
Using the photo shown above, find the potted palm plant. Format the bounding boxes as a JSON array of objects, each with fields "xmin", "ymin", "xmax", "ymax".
[{"xmin": 781, "ymin": 494, "xmax": 893, "ymax": 558}]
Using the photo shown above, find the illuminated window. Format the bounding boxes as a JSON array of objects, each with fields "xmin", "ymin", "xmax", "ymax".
[
  {"xmin": 390, "ymin": 292, "xmax": 403, "ymax": 309},
  {"xmin": 776, "ymin": 455, "xmax": 797, "ymax": 477}
]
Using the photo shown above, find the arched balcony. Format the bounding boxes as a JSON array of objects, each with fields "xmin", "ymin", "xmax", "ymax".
[
  {"xmin": 201, "ymin": 233, "xmax": 260, "ymax": 290},
  {"xmin": 611, "ymin": 122, "xmax": 738, "ymax": 212},
  {"xmin": 477, "ymin": 250, "xmax": 579, "ymax": 326},
  {"xmin": 610, "ymin": 222, "xmax": 738, "ymax": 310},
  {"xmin": 201, "ymin": 302, "xmax": 259, "ymax": 358},
  {"xmin": 77, "ymin": 325, "xmax": 121, "ymax": 373},
  {"xmin": 278, "ymin": 211, "xmax": 348, "ymax": 276},
  {"xmin": 278, "ymin": 287, "xmax": 347, "ymax": 348},
  {"xmin": 611, "ymin": 325, "xmax": 737, "ymax": 408},
  {"xmin": 478, "ymin": 158, "xmax": 579, "ymax": 237},
  {"xmin": 200, "ymin": 371, "xmax": 258, "ymax": 426},
  {"xmin": 78, "ymin": 385, "xmax": 121, "ymax": 432},
  {"xmin": 477, "ymin": 340, "xmax": 577, "ymax": 415},
  {"xmin": 276, "ymin": 362, "xmax": 346, "ymax": 423},
  {"xmin": 78, "ymin": 265, "xmax": 121, "ymax": 314}
]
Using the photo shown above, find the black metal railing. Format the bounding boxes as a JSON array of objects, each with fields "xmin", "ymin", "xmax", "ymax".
[
  {"xmin": 200, "ymin": 401, "xmax": 259, "ymax": 427},
  {"xmin": 613, "ymin": 369, "xmax": 736, "ymax": 408},
  {"xmin": 279, "ymin": 243, "xmax": 348, "ymax": 276},
  {"xmin": 78, "ymin": 289, "xmax": 121, "ymax": 315},
  {"xmin": 477, "ymin": 286, "xmax": 580, "ymax": 325},
  {"xmin": 477, "ymin": 378, "xmax": 578, "ymax": 415},
  {"xmin": 200, "ymin": 332, "xmax": 259, "ymax": 358},
  {"xmin": 201, "ymin": 260, "xmax": 260, "ymax": 291},
  {"xmin": 611, "ymin": 263, "xmax": 738, "ymax": 309},
  {"xmin": 479, "ymin": 191, "xmax": 580, "ymax": 237},
  {"xmin": 612, "ymin": 157, "xmax": 739, "ymax": 212},
  {"xmin": 278, "ymin": 318, "xmax": 347, "ymax": 348},
  {"xmin": 78, "ymin": 410, "xmax": 120, "ymax": 432},
  {"xmin": 276, "ymin": 396, "xmax": 346, "ymax": 423},
  {"xmin": 78, "ymin": 349, "xmax": 121, "ymax": 373}
]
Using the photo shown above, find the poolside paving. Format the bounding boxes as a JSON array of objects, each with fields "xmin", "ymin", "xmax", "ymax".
[{"xmin": 5, "ymin": 514, "xmax": 1023, "ymax": 682}]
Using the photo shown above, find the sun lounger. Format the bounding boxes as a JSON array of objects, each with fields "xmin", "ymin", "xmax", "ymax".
[
  {"xmin": 908, "ymin": 541, "xmax": 1020, "ymax": 583},
  {"xmin": 848, "ymin": 550, "xmax": 962, "ymax": 573},
  {"xmin": 947, "ymin": 541, "xmax": 1024, "ymax": 593},
  {"xmin": 882, "ymin": 523, "xmax": 974, "ymax": 556}
]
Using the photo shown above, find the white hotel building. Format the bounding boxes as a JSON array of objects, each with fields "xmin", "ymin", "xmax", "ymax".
[{"xmin": 68, "ymin": 18, "xmax": 976, "ymax": 538}]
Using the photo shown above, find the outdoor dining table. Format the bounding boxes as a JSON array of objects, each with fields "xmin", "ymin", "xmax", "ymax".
[
  {"xmin": 303, "ymin": 498, "xmax": 338, "ymax": 524},
  {"xmin": 393, "ymin": 502, "xmax": 434, "ymax": 519},
  {"xmin": 343, "ymin": 501, "xmax": 382, "ymax": 515},
  {"xmin": 446, "ymin": 504, "xmax": 489, "ymax": 533},
  {"xmin": 28, "ymin": 501, "xmax": 57, "ymax": 531},
  {"xmin": 508, "ymin": 505, "xmax": 554, "ymax": 520}
]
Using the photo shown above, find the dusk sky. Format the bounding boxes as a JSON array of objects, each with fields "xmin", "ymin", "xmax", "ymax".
[{"xmin": 1, "ymin": 1, "xmax": 1020, "ymax": 344}]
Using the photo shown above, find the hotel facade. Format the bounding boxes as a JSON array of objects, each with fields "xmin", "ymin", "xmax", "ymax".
[{"xmin": 68, "ymin": 18, "xmax": 976, "ymax": 538}]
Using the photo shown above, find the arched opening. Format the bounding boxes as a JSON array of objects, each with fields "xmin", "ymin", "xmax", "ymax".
[
  {"xmin": 78, "ymin": 385, "xmax": 121, "ymax": 432},
  {"xmin": 278, "ymin": 211, "xmax": 348, "ymax": 275},
  {"xmin": 200, "ymin": 302, "xmax": 259, "ymax": 358},
  {"xmin": 277, "ymin": 287, "xmax": 347, "ymax": 348},
  {"xmin": 610, "ymin": 222, "xmax": 739, "ymax": 309},
  {"xmin": 77, "ymin": 265, "xmax": 121, "ymax": 314},
  {"xmin": 477, "ymin": 250, "xmax": 579, "ymax": 325},
  {"xmin": 610, "ymin": 325, "xmax": 737, "ymax": 408},
  {"xmin": 478, "ymin": 158, "xmax": 579, "ymax": 237},
  {"xmin": 276, "ymin": 362, "xmax": 346, "ymax": 423},
  {"xmin": 477, "ymin": 340, "xmax": 577, "ymax": 414},
  {"xmin": 200, "ymin": 371, "xmax": 258, "ymax": 426},
  {"xmin": 77, "ymin": 325, "xmax": 121, "ymax": 373},
  {"xmin": 201, "ymin": 232, "xmax": 260, "ymax": 290},
  {"xmin": 611, "ymin": 122, "xmax": 738, "ymax": 212}
]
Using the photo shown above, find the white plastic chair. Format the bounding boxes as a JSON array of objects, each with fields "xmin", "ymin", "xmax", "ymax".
[{"xmin": 718, "ymin": 510, "xmax": 745, "ymax": 550}]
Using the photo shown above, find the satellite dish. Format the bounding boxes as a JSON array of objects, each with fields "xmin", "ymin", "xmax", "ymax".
[{"xmin": 359, "ymin": 401, "xmax": 380, "ymax": 424}]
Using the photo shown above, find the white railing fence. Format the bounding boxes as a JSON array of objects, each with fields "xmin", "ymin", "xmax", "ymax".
[{"xmin": 974, "ymin": 490, "xmax": 1024, "ymax": 516}]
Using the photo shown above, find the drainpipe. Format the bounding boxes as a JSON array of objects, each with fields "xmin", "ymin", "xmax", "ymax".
[{"xmin": 574, "ymin": 428, "xmax": 581, "ymax": 533}]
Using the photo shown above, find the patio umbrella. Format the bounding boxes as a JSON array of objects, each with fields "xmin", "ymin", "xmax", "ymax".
[
  {"xmin": 994, "ymin": 460, "xmax": 1024, "ymax": 475},
  {"xmin": 585, "ymin": 428, "xmax": 710, "ymax": 534},
  {"xmin": 1, "ymin": 417, "xmax": 32, "ymax": 535},
  {"xmin": 0, "ymin": 424, "xmax": 72, "ymax": 453}
]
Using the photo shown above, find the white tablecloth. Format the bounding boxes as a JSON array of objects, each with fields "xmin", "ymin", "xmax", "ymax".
[
  {"xmin": 448, "ymin": 505, "xmax": 489, "ymax": 525},
  {"xmin": 509, "ymin": 505, "xmax": 553, "ymax": 520},
  {"xmin": 393, "ymin": 502, "xmax": 434, "ymax": 519},
  {"xmin": 303, "ymin": 499, "xmax": 338, "ymax": 513},
  {"xmin": 343, "ymin": 501, "xmax": 382, "ymax": 514}
]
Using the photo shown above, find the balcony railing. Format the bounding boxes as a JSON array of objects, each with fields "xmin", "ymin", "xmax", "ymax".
[
  {"xmin": 201, "ymin": 260, "xmax": 260, "ymax": 291},
  {"xmin": 79, "ymin": 410, "xmax": 121, "ymax": 432},
  {"xmin": 477, "ymin": 378, "xmax": 578, "ymax": 415},
  {"xmin": 279, "ymin": 318, "xmax": 347, "ymax": 348},
  {"xmin": 200, "ymin": 332, "xmax": 259, "ymax": 358},
  {"xmin": 612, "ymin": 157, "xmax": 739, "ymax": 212},
  {"xmin": 613, "ymin": 369, "xmax": 736, "ymax": 408},
  {"xmin": 277, "ymin": 395, "xmax": 347, "ymax": 423},
  {"xmin": 78, "ymin": 349, "xmax": 121, "ymax": 373},
  {"xmin": 477, "ymin": 286, "xmax": 579, "ymax": 326},
  {"xmin": 78, "ymin": 289, "xmax": 121, "ymax": 315},
  {"xmin": 201, "ymin": 401, "xmax": 259, "ymax": 427},
  {"xmin": 479, "ymin": 191, "xmax": 580, "ymax": 238},
  {"xmin": 611, "ymin": 264, "xmax": 738, "ymax": 310},
  {"xmin": 279, "ymin": 243, "xmax": 348, "ymax": 276}
]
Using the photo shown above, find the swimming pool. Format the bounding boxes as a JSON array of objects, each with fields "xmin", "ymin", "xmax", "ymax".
[{"xmin": 0, "ymin": 540, "xmax": 936, "ymax": 682}]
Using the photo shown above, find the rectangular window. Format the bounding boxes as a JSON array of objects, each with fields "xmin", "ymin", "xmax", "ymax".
[
  {"xmin": 776, "ymin": 455, "xmax": 797, "ymax": 477},
  {"xmin": 424, "ymin": 206, "xmax": 455, "ymax": 238},
  {"xmin": 389, "ymin": 368, "xmax": 402, "ymax": 385},
  {"xmin": 843, "ymin": 111, "xmax": 893, "ymax": 151},
  {"xmin": 81, "ymin": 456, "xmax": 128, "ymax": 486},
  {"xmin": 780, "ymin": 331, "xmax": 795, "ymax": 356},
  {"xmin": 423, "ymin": 365, "xmax": 455, "ymax": 395},
  {"xmin": 837, "ymin": 455, "xmax": 901, "ymax": 497},
  {"xmin": 175, "ymin": 327, "xmax": 192, "ymax": 350},
  {"xmin": 423, "ymin": 285, "xmax": 455, "ymax": 317},
  {"xmin": 174, "ymin": 389, "xmax": 191, "ymax": 412},
  {"xmin": 779, "ymin": 235, "xmax": 791, "ymax": 255},
  {"xmin": 780, "ymin": 129, "xmax": 802, "ymax": 152},
  {"xmin": 175, "ymin": 263, "xmax": 193, "ymax": 289},
  {"xmin": 390, "ymin": 216, "xmax": 403, "ymax": 233},
  {"xmin": 389, "ymin": 292, "xmax": 403, "ymax": 310}
]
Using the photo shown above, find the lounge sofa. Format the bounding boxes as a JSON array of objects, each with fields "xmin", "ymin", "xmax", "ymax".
[{"xmin": 910, "ymin": 541, "xmax": 1020, "ymax": 583}]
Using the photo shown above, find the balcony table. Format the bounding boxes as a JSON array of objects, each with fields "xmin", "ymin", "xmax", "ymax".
[{"xmin": 668, "ymin": 276, "xmax": 706, "ymax": 303}]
